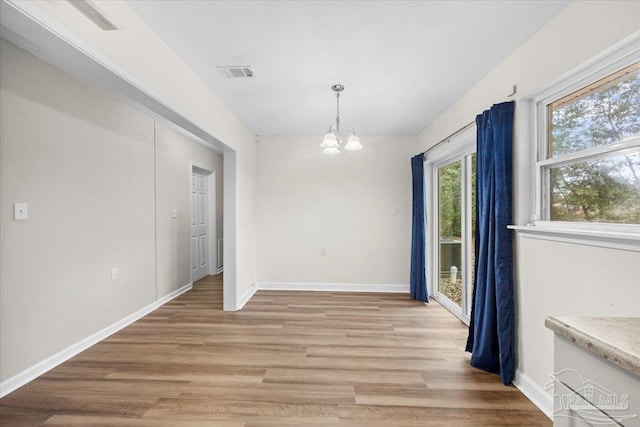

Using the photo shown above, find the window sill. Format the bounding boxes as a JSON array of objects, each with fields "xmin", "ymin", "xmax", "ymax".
[{"xmin": 508, "ymin": 224, "xmax": 640, "ymax": 252}]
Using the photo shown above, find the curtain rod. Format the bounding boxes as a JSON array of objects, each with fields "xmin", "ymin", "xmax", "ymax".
[
  {"xmin": 419, "ymin": 84, "xmax": 517, "ymax": 160},
  {"xmin": 421, "ymin": 120, "xmax": 476, "ymax": 158}
]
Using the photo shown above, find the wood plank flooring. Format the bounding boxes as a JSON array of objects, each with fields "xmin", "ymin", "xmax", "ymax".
[{"xmin": 0, "ymin": 275, "xmax": 550, "ymax": 426}]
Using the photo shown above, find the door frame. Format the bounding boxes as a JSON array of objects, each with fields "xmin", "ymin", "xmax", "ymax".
[
  {"xmin": 424, "ymin": 125, "xmax": 475, "ymax": 325},
  {"xmin": 190, "ymin": 163, "xmax": 217, "ymax": 283}
]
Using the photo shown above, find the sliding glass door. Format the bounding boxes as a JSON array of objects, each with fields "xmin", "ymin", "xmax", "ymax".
[{"xmin": 432, "ymin": 151, "xmax": 476, "ymax": 322}]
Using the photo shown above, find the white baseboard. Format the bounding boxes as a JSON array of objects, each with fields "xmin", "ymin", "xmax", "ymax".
[
  {"xmin": 513, "ymin": 369, "xmax": 553, "ymax": 420},
  {"xmin": 0, "ymin": 282, "xmax": 193, "ymax": 398},
  {"xmin": 215, "ymin": 267, "xmax": 224, "ymax": 275},
  {"xmin": 233, "ymin": 282, "xmax": 408, "ymax": 312},
  {"xmin": 157, "ymin": 282, "xmax": 193, "ymax": 305},
  {"xmin": 256, "ymin": 282, "xmax": 409, "ymax": 293},
  {"xmin": 237, "ymin": 284, "xmax": 258, "ymax": 310}
]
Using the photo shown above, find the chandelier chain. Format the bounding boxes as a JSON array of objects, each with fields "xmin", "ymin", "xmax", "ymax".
[{"xmin": 336, "ymin": 92, "xmax": 341, "ymax": 135}]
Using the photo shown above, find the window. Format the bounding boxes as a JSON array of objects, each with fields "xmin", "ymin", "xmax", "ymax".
[
  {"xmin": 537, "ymin": 61, "xmax": 640, "ymax": 226},
  {"xmin": 513, "ymin": 45, "xmax": 640, "ymax": 251}
]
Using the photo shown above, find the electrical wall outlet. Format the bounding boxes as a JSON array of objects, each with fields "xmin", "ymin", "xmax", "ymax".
[
  {"xmin": 111, "ymin": 268, "xmax": 118, "ymax": 281},
  {"xmin": 14, "ymin": 203, "xmax": 28, "ymax": 220},
  {"xmin": 321, "ymin": 247, "xmax": 327, "ymax": 256}
]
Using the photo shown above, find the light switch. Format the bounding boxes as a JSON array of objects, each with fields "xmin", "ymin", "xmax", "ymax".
[
  {"xmin": 14, "ymin": 203, "xmax": 28, "ymax": 220},
  {"xmin": 172, "ymin": 209, "xmax": 177, "ymax": 219}
]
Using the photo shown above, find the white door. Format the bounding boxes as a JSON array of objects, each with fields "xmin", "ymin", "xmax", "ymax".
[{"xmin": 191, "ymin": 171, "xmax": 209, "ymax": 282}]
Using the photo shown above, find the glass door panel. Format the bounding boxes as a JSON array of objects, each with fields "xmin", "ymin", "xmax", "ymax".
[{"xmin": 437, "ymin": 161, "xmax": 462, "ymax": 308}]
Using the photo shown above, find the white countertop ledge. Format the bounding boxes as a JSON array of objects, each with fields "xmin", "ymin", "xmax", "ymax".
[{"xmin": 545, "ymin": 316, "xmax": 640, "ymax": 377}]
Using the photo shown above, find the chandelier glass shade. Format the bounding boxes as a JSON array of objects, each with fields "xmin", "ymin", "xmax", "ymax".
[{"xmin": 320, "ymin": 84, "xmax": 362, "ymax": 154}]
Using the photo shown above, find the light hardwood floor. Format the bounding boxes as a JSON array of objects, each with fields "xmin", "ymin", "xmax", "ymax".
[{"xmin": 0, "ymin": 275, "xmax": 550, "ymax": 426}]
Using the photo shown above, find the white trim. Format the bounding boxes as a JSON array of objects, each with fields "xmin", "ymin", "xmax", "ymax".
[
  {"xmin": 157, "ymin": 282, "xmax": 193, "ymax": 305},
  {"xmin": 532, "ymin": 35, "xmax": 640, "ymax": 108},
  {"xmin": 232, "ymin": 282, "xmax": 410, "ymax": 312},
  {"xmin": 237, "ymin": 284, "xmax": 258, "ymax": 310},
  {"xmin": 256, "ymin": 282, "xmax": 409, "ymax": 293},
  {"xmin": 536, "ymin": 137, "xmax": 640, "ymax": 168},
  {"xmin": 216, "ymin": 267, "xmax": 224, "ymax": 275},
  {"xmin": 433, "ymin": 294, "xmax": 469, "ymax": 326},
  {"xmin": 509, "ymin": 224, "xmax": 640, "ymax": 252},
  {"xmin": 0, "ymin": 282, "xmax": 192, "ymax": 398},
  {"xmin": 513, "ymin": 369, "xmax": 554, "ymax": 420}
]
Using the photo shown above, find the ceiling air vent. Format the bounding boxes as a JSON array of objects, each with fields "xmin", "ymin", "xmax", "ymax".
[
  {"xmin": 217, "ymin": 66, "xmax": 255, "ymax": 79},
  {"xmin": 67, "ymin": 0, "xmax": 118, "ymax": 31}
]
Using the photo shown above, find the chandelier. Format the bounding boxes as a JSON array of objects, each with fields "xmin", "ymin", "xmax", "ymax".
[{"xmin": 320, "ymin": 84, "xmax": 362, "ymax": 154}]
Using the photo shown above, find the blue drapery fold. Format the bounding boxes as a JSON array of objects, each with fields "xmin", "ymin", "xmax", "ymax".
[
  {"xmin": 465, "ymin": 101, "xmax": 515, "ymax": 385},
  {"xmin": 410, "ymin": 153, "xmax": 428, "ymax": 302}
]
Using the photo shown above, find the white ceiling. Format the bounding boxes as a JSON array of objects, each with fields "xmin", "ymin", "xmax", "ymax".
[{"xmin": 127, "ymin": 0, "xmax": 568, "ymax": 136}]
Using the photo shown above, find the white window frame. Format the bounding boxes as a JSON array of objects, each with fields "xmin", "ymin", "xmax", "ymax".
[{"xmin": 510, "ymin": 38, "xmax": 640, "ymax": 252}]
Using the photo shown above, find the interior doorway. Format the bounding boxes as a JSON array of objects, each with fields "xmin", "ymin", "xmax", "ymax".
[{"xmin": 190, "ymin": 165, "xmax": 217, "ymax": 283}]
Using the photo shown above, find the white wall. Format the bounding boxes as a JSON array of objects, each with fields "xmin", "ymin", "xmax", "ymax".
[
  {"xmin": 235, "ymin": 145, "xmax": 258, "ymax": 299},
  {"xmin": 0, "ymin": 39, "xmax": 157, "ymax": 381},
  {"xmin": 516, "ymin": 238, "xmax": 639, "ymax": 393},
  {"xmin": 257, "ymin": 136, "xmax": 414, "ymax": 286},
  {"xmin": 155, "ymin": 121, "xmax": 223, "ymax": 298},
  {"xmin": 415, "ymin": 0, "xmax": 640, "ymax": 410},
  {"xmin": 1, "ymin": 0, "xmax": 258, "ymax": 310},
  {"xmin": 0, "ymin": 39, "xmax": 224, "ymax": 385}
]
